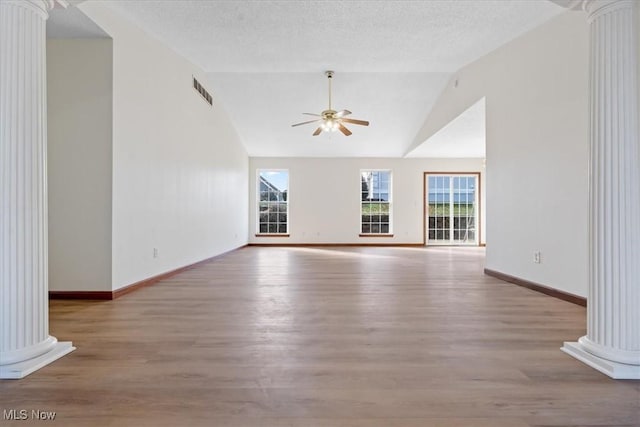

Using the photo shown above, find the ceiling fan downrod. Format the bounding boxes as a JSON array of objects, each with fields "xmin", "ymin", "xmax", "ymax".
[{"xmin": 326, "ymin": 70, "xmax": 334, "ymax": 111}]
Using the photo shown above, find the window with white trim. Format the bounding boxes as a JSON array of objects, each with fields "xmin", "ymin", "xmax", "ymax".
[
  {"xmin": 257, "ymin": 170, "xmax": 289, "ymax": 234},
  {"xmin": 360, "ymin": 170, "xmax": 392, "ymax": 234}
]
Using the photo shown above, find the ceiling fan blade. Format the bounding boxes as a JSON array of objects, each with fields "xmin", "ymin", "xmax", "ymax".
[
  {"xmin": 312, "ymin": 127, "xmax": 322, "ymax": 136},
  {"xmin": 302, "ymin": 113, "xmax": 322, "ymax": 117},
  {"xmin": 292, "ymin": 119, "xmax": 321, "ymax": 127},
  {"xmin": 335, "ymin": 110, "xmax": 352, "ymax": 118},
  {"xmin": 338, "ymin": 123, "xmax": 352, "ymax": 136},
  {"xmin": 341, "ymin": 118, "xmax": 369, "ymax": 126}
]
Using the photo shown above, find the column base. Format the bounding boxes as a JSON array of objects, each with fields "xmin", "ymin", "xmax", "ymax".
[
  {"xmin": 562, "ymin": 342, "xmax": 640, "ymax": 379},
  {"xmin": 0, "ymin": 342, "xmax": 75, "ymax": 379}
]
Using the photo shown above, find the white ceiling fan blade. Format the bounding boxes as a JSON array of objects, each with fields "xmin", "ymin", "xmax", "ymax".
[
  {"xmin": 335, "ymin": 110, "xmax": 352, "ymax": 118},
  {"xmin": 292, "ymin": 119, "xmax": 321, "ymax": 127}
]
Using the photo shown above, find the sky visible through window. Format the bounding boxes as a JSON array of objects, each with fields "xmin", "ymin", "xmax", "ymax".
[
  {"xmin": 261, "ymin": 170, "xmax": 288, "ymax": 192},
  {"xmin": 428, "ymin": 176, "xmax": 475, "ymax": 202}
]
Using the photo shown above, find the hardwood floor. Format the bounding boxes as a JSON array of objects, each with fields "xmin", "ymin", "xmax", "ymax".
[{"xmin": 1, "ymin": 246, "xmax": 638, "ymax": 426}]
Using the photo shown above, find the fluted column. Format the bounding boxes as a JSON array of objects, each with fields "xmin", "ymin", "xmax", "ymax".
[
  {"xmin": 0, "ymin": 0, "xmax": 74, "ymax": 379},
  {"xmin": 558, "ymin": 0, "xmax": 640, "ymax": 379}
]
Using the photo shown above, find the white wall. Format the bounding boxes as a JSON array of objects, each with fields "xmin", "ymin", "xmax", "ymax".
[
  {"xmin": 250, "ymin": 157, "xmax": 485, "ymax": 245},
  {"xmin": 47, "ymin": 39, "xmax": 113, "ymax": 292},
  {"xmin": 637, "ymin": 2, "xmax": 640, "ymax": 122},
  {"xmin": 487, "ymin": 12, "xmax": 589, "ymax": 298},
  {"xmin": 80, "ymin": 3, "xmax": 249, "ymax": 291},
  {"xmin": 414, "ymin": 12, "xmax": 589, "ymax": 297}
]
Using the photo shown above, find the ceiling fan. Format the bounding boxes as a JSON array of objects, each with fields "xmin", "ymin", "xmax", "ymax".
[{"xmin": 292, "ymin": 71, "xmax": 369, "ymax": 136}]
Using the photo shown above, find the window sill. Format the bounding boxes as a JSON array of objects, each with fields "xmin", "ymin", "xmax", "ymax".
[
  {"xmin": 359, "ymin": 234, "xmax": 394, "ymax": 237},
  {"xmin": 255, "ymin": 234, "xmax": 290, "ymax": 237}
]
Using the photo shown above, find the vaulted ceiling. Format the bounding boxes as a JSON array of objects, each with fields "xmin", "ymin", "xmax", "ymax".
[{"xmin": 49, "ymin": 0, "xmax": 565, "ymax": 157}]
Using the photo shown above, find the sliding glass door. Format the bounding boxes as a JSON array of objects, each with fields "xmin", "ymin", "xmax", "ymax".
[{"xmin": 426, "ymin": 174, "xmax": 479, "ymax": 245}]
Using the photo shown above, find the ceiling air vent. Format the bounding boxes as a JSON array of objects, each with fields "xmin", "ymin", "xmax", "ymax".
[{"xmin": 193, "ymin": 77, "xmax": 213, "ymax": 106}]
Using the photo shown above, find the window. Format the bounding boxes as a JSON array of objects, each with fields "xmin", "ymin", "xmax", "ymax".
[
  {"xmin": 361, "ymin": 170, "xmax": 392, "ymax": 235},
  {"xmin": 257, "ymin": 170, "xmax": 289, "ymax": 235}
]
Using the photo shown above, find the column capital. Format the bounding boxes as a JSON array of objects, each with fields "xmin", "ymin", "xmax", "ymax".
[
  {"xmin": 550, "ymin": 0, "xmax": 635, "ymax": 21},
  {"xmin": 2, "ymin": 0, "xmax": 68, "ymax": 20}
]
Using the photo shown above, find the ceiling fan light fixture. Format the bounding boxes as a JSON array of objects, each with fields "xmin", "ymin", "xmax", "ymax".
[
  {"xmin": 322, "ymin": 118, "xmax": 339, "ymax": 132},
  {"xmin": 291, "ymin": 71, "xmax": 369, "ymax": 136}
]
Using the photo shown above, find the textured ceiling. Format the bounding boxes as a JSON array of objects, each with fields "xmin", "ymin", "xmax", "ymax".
[
  {"xmin": 78, "ymin": 0, "xmax": 563, "ymax": 157},
  {"xmin": 207, "ymin": 72, "xmax": 450, "ymax": 157},
  {"xmin": 101, "ymin": 0, "xmax": 564, "ymax": 73}
]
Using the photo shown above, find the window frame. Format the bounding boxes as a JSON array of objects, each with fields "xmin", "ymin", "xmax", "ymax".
[
  {"xmin": 359, "ymin": 169, "xmax": 393, "ymax": 237},
  {"xmin": 256, "ymin": 169, "xmax": 290, "ymax": 237}
]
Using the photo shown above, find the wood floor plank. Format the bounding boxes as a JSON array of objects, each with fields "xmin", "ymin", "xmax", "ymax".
[{"xmin": 1, "ymin": 246, "xmax": 638, "ymax": 426}]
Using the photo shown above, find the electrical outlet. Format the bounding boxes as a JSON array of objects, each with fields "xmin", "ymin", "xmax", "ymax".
[
  {"xmin": 533, "ymin": 251, "xmax": 541, "ymax": 264},
  {"xmin": 153, "ymin": 248, "xmax": 159, "ymax": 258}
]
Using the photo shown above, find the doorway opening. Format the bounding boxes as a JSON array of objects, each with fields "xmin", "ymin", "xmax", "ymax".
[{"xmin": 424, "ymin": 173, "xmax": 481, "ymax": 246}]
